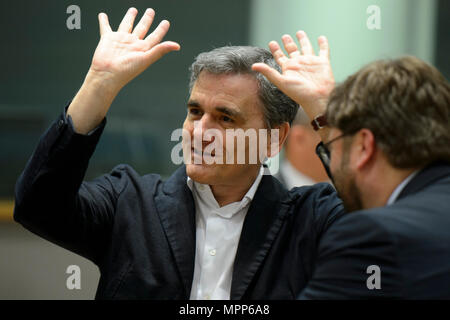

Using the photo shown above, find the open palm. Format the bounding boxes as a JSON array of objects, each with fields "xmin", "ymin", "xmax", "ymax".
[
  {"xmin": 90, "ymin": 8, "xmax": 180, "ymax": 91},
  {"xmin": 252, "ymin": 31, "xmax": 335, "ymax": 110}
]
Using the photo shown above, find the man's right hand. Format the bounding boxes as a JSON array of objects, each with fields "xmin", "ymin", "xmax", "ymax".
[
  {"xmin": 67, "ymin": 8, "xmax": 180, "ymax": 134},
  {"xmin": 90, "ymin": 7, "xmax": 180, "ymax": 92}
]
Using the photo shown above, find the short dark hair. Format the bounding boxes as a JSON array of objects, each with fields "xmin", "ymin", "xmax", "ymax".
[
  {"xmin": 189, "ymin": 46, "xmax": 298, "ymax": 128},
  {"xmin": 326, "ymin": 56, "xmax": 450, "ymax": 168}
]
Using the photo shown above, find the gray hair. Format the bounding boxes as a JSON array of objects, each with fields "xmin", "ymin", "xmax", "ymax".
[{"xmin": 189, "ymin": 46, "xmax": 298, "ymax": 128}]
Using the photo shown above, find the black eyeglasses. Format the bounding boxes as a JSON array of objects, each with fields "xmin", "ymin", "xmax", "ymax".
[{"xmin": 315, "ymin": 133, "xmax": 351, "ymax": 180}]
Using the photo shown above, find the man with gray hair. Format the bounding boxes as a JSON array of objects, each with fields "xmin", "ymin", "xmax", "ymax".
[{"xmin": 14, "ymin": 8, "xmax": 344, "ymax": 299}]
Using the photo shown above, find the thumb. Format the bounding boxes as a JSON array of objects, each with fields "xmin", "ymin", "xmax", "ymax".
[
  {"xmin": 252, "ymin": 63, "xmax": 283, "ymax": 86},
  {"xmin": 143, "ymin": 41, "xmax": 181, "ymax": 66}
]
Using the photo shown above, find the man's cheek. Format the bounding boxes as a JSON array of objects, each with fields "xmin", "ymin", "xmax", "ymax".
[
  {"xmin": 223, "ymin": 137, "xmax": 240, "ymax": 164},
  {"xmin": 181, "ymin": 129, "xmax": 193, "ymax": 164}
]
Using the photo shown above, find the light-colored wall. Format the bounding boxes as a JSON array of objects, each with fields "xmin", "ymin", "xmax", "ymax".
[{"xmin": 249, "ymin": 0, "xmax": 437, "ymax": 82}]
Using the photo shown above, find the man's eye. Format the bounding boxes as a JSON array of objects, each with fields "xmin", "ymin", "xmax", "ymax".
[
  {"xmin": 222, "ymin": 116, "xmax": 234, "ymax": 123},
  {"xmin": 188, "ymin": 108, "xmax": 201, "ymax": 116}
]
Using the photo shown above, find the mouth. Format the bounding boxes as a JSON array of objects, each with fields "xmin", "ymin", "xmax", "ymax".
[
  {"xmin": 192, "ymin": 147, "xmax": 222, "ymax": 157},
  {"xmin": 190, "ymin": 148, "xmax": 223, "ymax": 163}
]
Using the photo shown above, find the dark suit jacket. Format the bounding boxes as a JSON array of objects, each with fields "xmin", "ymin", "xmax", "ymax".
[
  {"xmin": 300, "ymin": 162, "xmax": 450, "ymax": 299},
  {"xmin": 14, "ymin": 109, "xmax": 345, "ymax": 299}
]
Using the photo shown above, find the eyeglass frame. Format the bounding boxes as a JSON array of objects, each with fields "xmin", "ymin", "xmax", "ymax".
[{"xmin": 315, "ymin": 133, "xmax": 354, "ymax": 180}]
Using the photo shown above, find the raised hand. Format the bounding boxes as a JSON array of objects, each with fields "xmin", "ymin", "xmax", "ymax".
[
  {"xmin": 67, "ymin": 8, "xmax": 180, "ymax": 135},
  {"xmin": 252, "ymin": 31, "xmax": 335, "ymax": 119},
  {"xmin": 90, "ymin": 7, "xmax": 180, "ymax": 91}
]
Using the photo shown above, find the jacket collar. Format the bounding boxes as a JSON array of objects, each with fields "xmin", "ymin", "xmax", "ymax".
[
  {"xmin": 154, "ymin": 165, "xmax": 196, "ymax": 298},
  {"xmin": 231, "ymin": 172, "xmax": 292, "ymax": 299},
  {"xmin": 398, "ymin": 161, "xmax": 450, "ymax": 201}
]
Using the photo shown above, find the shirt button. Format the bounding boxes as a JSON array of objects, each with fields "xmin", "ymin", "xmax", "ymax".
[{"xmin": 209, "ymin": 249, "xmax": 216, "ymax": 256}]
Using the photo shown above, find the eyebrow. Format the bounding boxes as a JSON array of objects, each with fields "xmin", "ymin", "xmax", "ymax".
[
  {"xmin": 187, "ymin": 100, "xmax": 244, "ymax": 120},
  {"xmin": 187, "ymin": 100, "xmax": 201, "ymax": 108}
]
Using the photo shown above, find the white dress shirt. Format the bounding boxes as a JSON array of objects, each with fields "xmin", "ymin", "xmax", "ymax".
[{"xmin": 187, "ymin": 166, "xmax": 264, "ymax": 300}]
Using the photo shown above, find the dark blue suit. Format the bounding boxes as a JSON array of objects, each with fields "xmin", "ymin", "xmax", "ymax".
[
  {"xmin": 14, "ymin": 108, "xmax": 345, "ymax": 299},
  {"xmin": 300, "ymin": 162, "xmax": 450, "ymax": 299}
]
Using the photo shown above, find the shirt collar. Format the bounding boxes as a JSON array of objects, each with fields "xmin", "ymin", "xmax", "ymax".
[
  {"xmin": 187, "ymin": 166, "xmax": 264, "ymax": 218},
  {"xmin": 387, "ymin": 170, "xmax": 420, "ymax": 205}
]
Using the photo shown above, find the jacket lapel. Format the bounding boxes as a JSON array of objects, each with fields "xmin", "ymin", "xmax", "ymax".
[
  {"xmin": 231, "ymin": 174, "xmax": 291, "ymax": 299},
  {"xmin": 153, "ymin": 165, "xmax": 196, "ymax": 298},
  {"xmin": 398, "ymin": 161, "xmax": 450, "ymax": 200}
]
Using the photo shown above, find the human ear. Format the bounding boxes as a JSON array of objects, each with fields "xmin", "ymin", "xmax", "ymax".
[
  {"xmin": 267, "ymin": 122, "xmax": 290, "ymax": 157},
  {"xmin": 354, "ymin": 129, "xmax": 376, "ymax": 170}
]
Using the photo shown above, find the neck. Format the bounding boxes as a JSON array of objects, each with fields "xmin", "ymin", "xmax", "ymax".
[
  {"xmin": 210, "ymin": 167, "xmax": 260, "ymax": 207},
  {"xmin": 361, "ymin": 163, "xmax": 419, "ymax": 209}
]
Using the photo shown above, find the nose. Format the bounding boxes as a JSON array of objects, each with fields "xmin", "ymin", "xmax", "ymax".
[{"xmin": 193, "ymin": 114, "xmax": 216, "ymax": 144}]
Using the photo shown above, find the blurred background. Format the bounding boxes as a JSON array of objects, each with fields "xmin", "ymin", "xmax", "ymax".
[{"xmin": 0, "ymin": 0, "xmax": 448, "ymax": 299}]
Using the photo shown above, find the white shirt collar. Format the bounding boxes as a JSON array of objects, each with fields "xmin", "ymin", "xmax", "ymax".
[
  {"xmin": 386, "ymin": 170, "xmax": 420, "ymax": 205},
  {"xmin": 280, "ymin": 160, "xmax": 316, "ymax": 189},
  {"xmin": 186, "ymin": 166, "xmax": 264, "ymax": 218}
]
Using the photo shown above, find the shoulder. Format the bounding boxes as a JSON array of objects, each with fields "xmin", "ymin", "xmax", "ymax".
[
  {"xmin": 288, "ymin": 182, "xmax": 339, "ymax": 207},
  {"xmin": 301, "ymin": 209, "xmax": 404, "ymax": 299},
  {"xmin": 326, "ymin": 192, "xmax": 450, "ymax": 248},
  {"xmin": 288, "ymin": 182, "xmax": 346, "ymax": 235},
  {"xmin": 87, "ymin": 164, "xmax": 163, "ymax": 197},
  {"xmin": 311, "ymin": 209, "xmax": 398, "ymax": 279},
  {"xmin": 325, "ymin": 205, "xmax": 393, "ymax": 233}
]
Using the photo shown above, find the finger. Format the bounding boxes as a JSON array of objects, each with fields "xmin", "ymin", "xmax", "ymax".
[
  {"xmin": 252, "ymin": 63, "xmax": 283, "ymax": 87},
  {"xmin": 296, "ymin": 30, "xmax": 315, "ymax": 55},
  {"xmin": 98, "ymin": 13, "xmax": 112, "ymax": 36},
  {"xmin": 145, "ymin": 20, "xmax": 171, "ymax": 49},
  {"xmin": 132, "ymin": 8, "xmax": 155, "ymax": 39},
  {"xmin": 281, "ymin": 34, "xmax": 301, "ymax": 58},
  {"xmin": 268, "ymin": 41, "xmax": 288, "ymax": 65},
  {"xmin": 318, "ymin": 35, "xmax": 330, "ymax": 59},
  {"xmin": 117, "ymin": 7, "xmax": 138, "ymax": 33},
  {"xmin": 143, "ymin": 41, "xmax": 181, "ymax": 66}
]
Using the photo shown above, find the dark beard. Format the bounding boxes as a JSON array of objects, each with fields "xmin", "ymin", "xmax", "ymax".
[
  {"xmin": 329, "ymin": 137, "xmax": 364, "ymax": 212},
  {"xmin": 332, "ymin": 157, "xmax": 364, "ymax": 213},
  {"xmin": 335, "ymin": 174, "xmax": 364, "ymax": 212}
]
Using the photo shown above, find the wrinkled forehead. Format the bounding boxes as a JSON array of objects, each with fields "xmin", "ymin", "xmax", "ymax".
[
  {"xmin": 189, "ymin": 71, "xmax": 263, "ymax": 116},
  {"xmin": 193, "ymin": 71, "xmax": 258, "ymax": 93}
]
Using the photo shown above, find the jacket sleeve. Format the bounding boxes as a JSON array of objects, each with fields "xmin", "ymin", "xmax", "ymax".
[
  {"xmin": 298, "ymin": 212, "xmax": 402, "ymax": 299},
  {"xmin": 13, "ymin": 105, "xmax": 124, "ymax": 265},
  {"xmin": 310, "ymin": 183, "xmax": 346, "ymax": 239}
]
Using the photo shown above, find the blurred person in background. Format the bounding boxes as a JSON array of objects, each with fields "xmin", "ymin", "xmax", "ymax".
[{"xmin": 276, "ymin": 107, "xmax": 330, "ymax": 189}]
